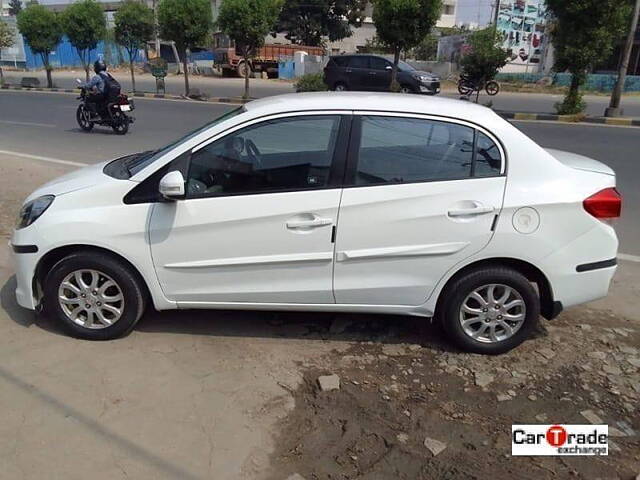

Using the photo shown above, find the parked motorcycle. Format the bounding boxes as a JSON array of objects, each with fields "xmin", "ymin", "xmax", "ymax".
[
  {"xmin": 75, "ymin": 79, "xmax": 135, "ymax": 135},
  {"xmin": 457, "ymin": 74, "xmax": 500, "ymax": 97}
]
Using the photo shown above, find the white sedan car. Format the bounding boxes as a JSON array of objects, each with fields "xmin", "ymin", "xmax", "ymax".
[{"xmin": 11, "ymin": 93, "xmax": 621, "ymax": 354}]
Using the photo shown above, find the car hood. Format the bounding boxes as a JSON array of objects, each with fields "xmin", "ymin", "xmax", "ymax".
[
  {"xmin": 409, "ymin": 70, "xmax": 439, "ymax": 79},
  {"xmin": 545, "ymin": 148, "xmax": 614, "ymax": 176},
  {"xmin": 25, "ymin": 160, "xmax": 110, "ymax": 201}
]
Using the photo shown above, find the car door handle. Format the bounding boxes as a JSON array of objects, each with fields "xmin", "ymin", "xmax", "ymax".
[
  {"xmin": 345, "ymin": 68, "xmax": 353, "ymax": 73},
  {"xmin": 448, "ymin": 206, "xmax": 495, "ymax": 217},
  {"xmin": 368, "ymin": 72, "xmax": 377, "ymax": 75},
  {"xmin": 286, "ymin": 217, "xmax": 333, "ymax": 229}
]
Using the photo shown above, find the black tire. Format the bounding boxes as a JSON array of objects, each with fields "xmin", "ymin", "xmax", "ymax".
[
  {"xmin": 111, "ymin": 112, "xmax": 129, "ymax": 135},
  {"xmin": 333, "ymin": 82, "xmax": 348, "ymax": 91},
  {"xmin": 266, "ymin": 70, "xmax": 278, "ymax": 79},
  {"xmin": 438, "ymin": 267, "xmax": 539, "ymax": 355},
  {"xmin": 400, "ymin": 84, "xmax": 414, "ymax": 94},
  {"xmin": 485, "ymin": 80, "xmax": 500, "ymax": 96},
  {"xmin": 76, "ymin": 104, "xmax": 94, "ymax": 132},
  {"xmin": 237, "ymin": 61, "xmax": 251, "ymax": 79},
  {"xmin": 43, "ymin": 251, "xmax": 146, "ymax": 340}
]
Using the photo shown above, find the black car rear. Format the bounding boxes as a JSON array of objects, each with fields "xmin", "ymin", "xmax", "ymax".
[{"xmin": 323, "ymin": 54, "xmax": 440, "ymax": 95}]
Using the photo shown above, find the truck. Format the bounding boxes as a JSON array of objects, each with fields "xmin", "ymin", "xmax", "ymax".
[{"xmin": 213, "ymin": 33, "xmax": 324, "ymax": 78}]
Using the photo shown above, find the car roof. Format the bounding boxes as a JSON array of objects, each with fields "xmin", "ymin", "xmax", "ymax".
[{"xmin": 244, "ymin": 92, "xmax": 500, "ymax": 126}]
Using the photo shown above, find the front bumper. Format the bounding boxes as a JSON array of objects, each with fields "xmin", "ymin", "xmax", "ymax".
[
  {"xmin": 418, "ymin": 81, "xmax": 441, "ymax": 94},
  {"xmin": 10, "ymin": 242, "xmax": 40, "ymax": 310}
]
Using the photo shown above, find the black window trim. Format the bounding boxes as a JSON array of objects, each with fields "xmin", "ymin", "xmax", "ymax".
[{"xmin": 343, "ymin": 113, "xmax": 506, "ymax": 188}]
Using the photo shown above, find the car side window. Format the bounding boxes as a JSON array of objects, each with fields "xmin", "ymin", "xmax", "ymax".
[
  {"xmin": 349, "ymin": 56, "xmax": 369, "ymax": 69},
  {"xmin": 332, "ymin": 56, "xmax": 350, "ymax": 67},
  {"xmin": 370, "ymin": 57, "xmax": 390, "ymax": 70},
  {"xmin": 353, "ymin": 116, "xmax": 475, "ymax": 185},
  {"xmin": 186, "ymin": 116, "xmax": 341, "ymax": 198},
  {"xmin": 474, "ymin": 132, "xmax": 502, "ymax": 177}
]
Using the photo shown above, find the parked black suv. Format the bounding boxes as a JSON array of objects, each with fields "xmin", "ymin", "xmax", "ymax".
[{"xmin": 323, "ymin": 54, "xmax": 440, "ymax": 94}]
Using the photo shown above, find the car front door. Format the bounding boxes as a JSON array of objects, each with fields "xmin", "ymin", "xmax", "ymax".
[
  {"xmin": 368, "ymin": 57, "xmax": 392, "ymax": 90},
  {"xmin": 346, "ymin": 56, "xmax": 372, "ymax": 91},
  {"xmin": 334, "ymin": 114, "xmax": 506, "ymax": 306},
  {"xmin": 149, "ymin": 113, "xmax": 349, "ymax": 305}
]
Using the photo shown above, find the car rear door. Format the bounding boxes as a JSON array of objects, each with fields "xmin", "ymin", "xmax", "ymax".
[
  {"xmin": 333, "ymin": 113, "xmax": 507, "ymax": 306},
  {"xmin": 148, "ymin": 112, "xmax": 350, "ymax": 305}
]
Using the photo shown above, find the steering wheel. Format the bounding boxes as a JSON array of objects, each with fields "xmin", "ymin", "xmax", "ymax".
[{"xmin": 245, "ymin": 139, "xmax": 262, "ymax": 168}]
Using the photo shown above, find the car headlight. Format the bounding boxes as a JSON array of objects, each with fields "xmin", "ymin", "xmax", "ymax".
[{"xmin": 16, "ymin": 195, "xmax": 55, "ymax": 229}]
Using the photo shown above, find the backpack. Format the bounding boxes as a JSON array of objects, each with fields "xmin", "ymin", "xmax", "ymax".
[{"xmin": 99, "ymin": 71, "xmax": 121, "ymax": 99}]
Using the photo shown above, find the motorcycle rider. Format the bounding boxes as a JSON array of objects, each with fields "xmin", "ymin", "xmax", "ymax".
[{"xmin": 83, "ymin": 60, "xmax": 110, "ymax": 119}]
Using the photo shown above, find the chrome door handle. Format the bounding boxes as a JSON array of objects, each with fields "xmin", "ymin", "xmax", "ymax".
[
  {"xmin": 286, "ymin": 217, "xmax": 333, "ymax": 229},
  {"xmin": 448, "ymin": 206, "xmax": 495, "ymax": 217}
]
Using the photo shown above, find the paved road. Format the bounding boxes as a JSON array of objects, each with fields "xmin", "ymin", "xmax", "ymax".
[
  {"xmin": 1, "ymin": 89, "xmax": 637, "ymax": 255},
  {"xmin": 4, "ymin": 69, "xmax": 640, "ymax": 117}
]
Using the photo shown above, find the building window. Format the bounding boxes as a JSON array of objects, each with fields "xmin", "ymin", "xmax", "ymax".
[{"xmin": 444, "ymin": 5, "xmax": 455, "ymax": 15}]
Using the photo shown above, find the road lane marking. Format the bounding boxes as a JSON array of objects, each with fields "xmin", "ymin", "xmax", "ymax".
[
  {"xmin": 0, "ymin": 149, "xmax": 88, "ymax": 168},
  {"xmin": 0, "ymin": 119, "xmax": 56, "ymax": 128},
  {"xmin": 618, "ymin": 253, "xmax": 640, "ymax": 263}
]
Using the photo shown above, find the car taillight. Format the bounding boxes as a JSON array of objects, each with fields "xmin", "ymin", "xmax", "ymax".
[{"xmin": 583, "ymin": 188, "xmax": 622, "ymax": 219}]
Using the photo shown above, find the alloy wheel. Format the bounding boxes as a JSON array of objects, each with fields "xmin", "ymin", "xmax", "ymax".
[
  {"xmin": 58, "ymin": 269, "xmax": 125, "ymax": 329},
  {"xmin": 458, "ymin": 283, "xmax": 526, "ymax": 343}
]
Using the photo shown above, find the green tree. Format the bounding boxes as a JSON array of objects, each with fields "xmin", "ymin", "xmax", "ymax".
[
  {"xmin": 0, "ymin": 20, "xmax": 15, "ymax": 83},
  {"xmin": 411, "ymin": 33, "xmax": 438, "ymax": 60},
  {"xmin": 274, "ymin": 0, "xmax": 367, "ymax": 47},
  {"xmin": 62, "ymin": 0, "xmax": 106, "ymax": 82},
  {"xmin": 372, "ymin": 0, "xmax": 442, "ymax": 91},
  {"xmin": 158, "ymin": 0, "xmax": 211, "ymax": 97},
  {"xmin": 9, "ymin": 0, "xmax": 23, "ymax": 16},
  {"xmin": 217, "ymin": 0, "xmax": 283, "ymax": 99},
  {"xmin": 460, "ymin": 28, "xmax": 508, "ymax": 83},
  {"xmin": 17, "ymin": 3, "xmax": 63, "ymax": 88},
  {"xmin": 546, "ymin": 0, "xmax": 632, "ymax": 114},
  {"xmin": 114, "ymin": 0, "xmax": 155, "ymax": 93}
]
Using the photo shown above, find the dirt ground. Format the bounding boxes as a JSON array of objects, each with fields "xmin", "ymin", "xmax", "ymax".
[{"xmin": 0, "ymin": 154, "xmax": 638, "ymax": 480}]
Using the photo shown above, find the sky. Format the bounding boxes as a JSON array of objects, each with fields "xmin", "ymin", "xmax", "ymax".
[{"xmin": 456, "ymin": 0, "xmax": 495, "ymax": 27}]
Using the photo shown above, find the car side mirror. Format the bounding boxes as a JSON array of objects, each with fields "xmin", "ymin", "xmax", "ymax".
[{"xmin": 159, "ymin": 170, "xmax": 185, "ymax": 200}]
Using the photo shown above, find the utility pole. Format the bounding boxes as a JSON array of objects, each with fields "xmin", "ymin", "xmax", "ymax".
[
  {"xmin": 152, "ymin": 0, "xmax": 160, "ymax": 57},
  {"xmin": 605, "ymin": 0, "xmax": 640, "ymax": 117},
  {"xmin": 493, "ymin": 0, "xmax": 500, "ymax": 32}
]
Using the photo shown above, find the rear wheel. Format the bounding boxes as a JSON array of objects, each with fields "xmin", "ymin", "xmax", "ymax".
[
  {"xmin": 111, "ymin": 111, "xmax": 129, "ymax": 135},
  {"xmin": 43, "ymin": 252, "xmax": 146, "ymax": 340},
  {"xmin": 333, "ymin": 82, "xmax": 347, "ymax": 91},
  {"xmin": 438, "ymin": 267, "xmax": 539, "ymax": 354},
  {"xmin": 76, "ymin": 104, "xmax": 94, "ymax": 132}
]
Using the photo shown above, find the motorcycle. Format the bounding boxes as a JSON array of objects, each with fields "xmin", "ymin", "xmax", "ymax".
[
  {"xmin": 457, "ymin": 74, "xmax": 500, "ymax": 97},
  {"xmin": 75, "ymin": 79, "xmax": 135, "ymax": 135}
]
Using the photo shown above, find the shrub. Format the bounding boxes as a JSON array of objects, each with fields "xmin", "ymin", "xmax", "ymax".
[{"xmin": 295, "ymin": 73, "xmax": 328, "ymax": 92}]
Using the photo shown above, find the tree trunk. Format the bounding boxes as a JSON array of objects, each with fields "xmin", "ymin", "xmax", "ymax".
[
  {"xmin": 390, "ymin": 46, "xmax": 400, "ymax": 92},
  {"xmin": 46, "ymin": 67, "xmax": 53, "ymax": 88},
  {"xmin": 182, "ymin": 52, "xmax": 190, "ymax": 96},
  {"xmin": 243, "ymin": 52, "xmax": 250, "ymax": 100},
  {"xmin": 606, "ymin": 0, "xmax": 640, "ymax": 116},
  {"xmin": 569, "ymin": 72, "xmax": 581, "ymax": 98},
  {"xmin": 130, "ymin": 60, "xmax": 136, "ymax": 93}
]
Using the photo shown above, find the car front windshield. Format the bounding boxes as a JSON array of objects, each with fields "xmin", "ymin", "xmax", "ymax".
[
  {"xmin": 127, "ymin": 107, "xmax": 246, "ymax": 175},
  {"xmin": 397, "ymin": 61, "xmax": 416, "ymax": 72}
]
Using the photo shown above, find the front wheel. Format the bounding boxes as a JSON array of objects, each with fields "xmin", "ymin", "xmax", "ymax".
[
  {"xmin": 485, "ymin": 80, "xmax": 500, "ymax": 96},
  {"xmin": 438, "ymin": 267, "xmax": 540, "ymax": 354},
  {"xmin": 43, "ymin": 251, "xmax": 146, "ymax": 340},
  {"xmin": 76, "ymin": 104, "xmax": 94, "ymax": 132},
  {"xmin": 111, "ymin": 111, "xmax": 130, "ymax": 135}
]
